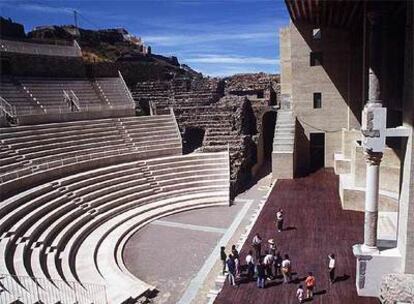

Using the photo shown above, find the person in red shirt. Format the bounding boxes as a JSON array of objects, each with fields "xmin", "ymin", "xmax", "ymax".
[{"xmin": 305, "ymin": 272, "xmax": 316, "ymax": 299}]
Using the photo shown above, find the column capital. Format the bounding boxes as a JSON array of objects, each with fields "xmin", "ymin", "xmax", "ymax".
[{"xmin": 363, "ymin": 151, "xmax": 383, "ymax": 166}]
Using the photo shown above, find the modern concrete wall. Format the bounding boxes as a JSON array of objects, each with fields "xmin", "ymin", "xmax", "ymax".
[
  {"xmin": 272, "ymin": 152, "xmax": 294, "ymax": 179},
  {"xmin": 398, "ymin": 0, "xmax": 414, "ymax": 274},
  {"xmin": 287, "ymin": 22, "xmax": 362, "ymax": 169},
  {"xmin": 279, "ymin": 26, "xmax": 292, "ymax": 96}
]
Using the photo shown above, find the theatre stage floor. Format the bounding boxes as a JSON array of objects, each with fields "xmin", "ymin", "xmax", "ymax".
[{"xmin": 214, "ymin": 169, "xmax": 378, "ymax": 304}]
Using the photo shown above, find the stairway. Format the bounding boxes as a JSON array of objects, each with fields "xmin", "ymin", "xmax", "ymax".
[
  {"xmin": 272, "ymin": 110, "xmax": 295, "ymax": 179},
  {"xmin": 273, "ymin": 110, "xmax": 294, "ymax": 153}
]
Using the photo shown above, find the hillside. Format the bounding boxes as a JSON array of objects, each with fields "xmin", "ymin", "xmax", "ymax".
[{"xmin": 0, "ymin": 17, "xmax": 201, "ymax": 82}]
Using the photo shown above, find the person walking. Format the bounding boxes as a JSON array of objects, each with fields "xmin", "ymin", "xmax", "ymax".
[
  {"xmin": 328, "ymin": 253, "xmax": 336, "ymax": 284},
  {"xmin": 252, "ymin": 233, "xmax": 262, "ymax": 260},
  {"xmin": 276, "ymin": 209, "xmax": 284, "ymax": 232},
  {"xmin": 274, "ymin": 251, "xmax": 283, "ymax": 278},
  {"xmin": 263, "ymin": 250, "xmax": 274, "ymax": 280},
  {"xmin": 226, "ymin": 254, "xmax": 236, "ymax": 286},
  {"xmin": 281, "ymin": 254, "xmax": 292, "ymax": 283},
  {"xmin": 305, "ymin": 272, "xmax": 316, "ymax": 299},
  {"xmin": 220, "ymin": 246, "xmax": 227, "ymax": 275},
  {"xmin": 245, "ymin": 250, "xmax": 255, "ymax": 280},
  {"xmin": 296, "ymin": 285, "xmax": 304, "ymax": 303},
  {"xmin": 256, "ymin": 259, "xmax": 266, "ymax": 288}
]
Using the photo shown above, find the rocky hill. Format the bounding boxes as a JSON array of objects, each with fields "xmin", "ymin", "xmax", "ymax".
[{"xmin": 0, "ymin": 17, "xmax": 201, "ymax": 83}]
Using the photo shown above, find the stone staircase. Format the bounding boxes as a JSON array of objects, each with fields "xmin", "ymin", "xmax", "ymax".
[
  {"xmin": 272, "ymin": 110, "xmax": 295, "ymax": 179},
  {"xmin": 273, "ymin": 110, "xmax": 294, "ymax": 153}
]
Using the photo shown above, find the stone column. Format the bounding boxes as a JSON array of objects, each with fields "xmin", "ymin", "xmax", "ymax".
[
  {"xmin": 363, "ymin": 151, "xmax": 383, "ymax": 250},
  {"xmin": 361, "ymin": 10, "xmax": 385, "ymax": 252}
]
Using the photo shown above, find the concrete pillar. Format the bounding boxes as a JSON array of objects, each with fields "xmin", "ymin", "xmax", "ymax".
[{"xmin": 367, "ymin": 11, "xmax": 383, "ymax": 105}]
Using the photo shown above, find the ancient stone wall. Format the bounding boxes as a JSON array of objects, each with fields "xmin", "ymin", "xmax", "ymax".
[
  {"xmin": 379, "ymin": 273, "xmax": 414, "ymax": 303},
  {"xmin": 174, "ymin": 99, "xmax": 257, "ymax": 198},
  {"xmin": 131, "ymin": 73, "xmax": 280, "ymax": 197}
]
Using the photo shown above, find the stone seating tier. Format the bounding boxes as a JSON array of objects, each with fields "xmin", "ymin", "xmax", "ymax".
[
  {"xmin": 0, "ymin": 115, "xmax": 182, "ymax": 198},
  {"xmin": 0, "ymin": 77, "xmax": 135, "ymax": 118},
  {"xmin": 0, "ymin": 152, "xmax": 229, "ymax": 303}
]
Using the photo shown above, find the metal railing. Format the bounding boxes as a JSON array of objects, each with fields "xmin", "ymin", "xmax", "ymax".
[
  {"xmin": 0, "ymin": 96, "xmax": 16, "ymax": 118},
  {"xmin": 73, "ymin": 40, "xmax": 82, "ymax": 56},
  {"xmin": 63, "ymin": 89, "xmax": 72, "ymax": 111},
  {"xmin": 70, "ymin": 90, "xmax": 81, "ymax": 111},
  {"xmin": 0, "ymin": 273, "xmax": 107, "ymax": 304},
  {"xmin": 149, "ymin": 100, "xmax": 157, "ymax": 116},
  {"xmin": 118, "ymin": 71, "xmax": 136, "ymax": 105},
  {"xmin": 62, "ymin": 90, "xmax": 80, "ymax": 112},
  {"xmin": 170, "ymin": 107, "xmax": 183, "ymax": 151}
]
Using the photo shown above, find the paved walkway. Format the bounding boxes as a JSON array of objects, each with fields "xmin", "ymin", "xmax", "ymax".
[{"xmin": 214, "ymin": 169, "xmax": 378, "ymax": 304}]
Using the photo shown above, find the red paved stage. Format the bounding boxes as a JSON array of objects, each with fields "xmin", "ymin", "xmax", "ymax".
[{"xmin": 214, "ymin": 169, "xmax": 378, "ymax": 304}]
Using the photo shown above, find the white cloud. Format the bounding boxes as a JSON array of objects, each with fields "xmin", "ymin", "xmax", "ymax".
[
  {"xmin": 7, "ymin": 3, "xmax": 75, "ymax": 14},
  {"xmin": 185, "ymin": 54, "xmax": 279, "ymax": 65}
]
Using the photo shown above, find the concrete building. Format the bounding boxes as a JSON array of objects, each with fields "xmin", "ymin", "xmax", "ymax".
[{"xmin": 274, "ymin": 0, "xmax": 414, "ymax": 301}]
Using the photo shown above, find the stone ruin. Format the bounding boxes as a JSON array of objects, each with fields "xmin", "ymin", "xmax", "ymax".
[
  {"xmin": 379, "ymin": 273, "xmax": 414, "ymax": 303},
  {"xmin": 224, "ymin": 72, "xmax": 280, "ymax": 131},
  {"xmin": 131, "ymin": 74, "xmax": 279, "ymax": 198}
]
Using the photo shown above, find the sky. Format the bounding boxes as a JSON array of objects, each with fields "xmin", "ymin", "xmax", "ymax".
[{"xmin": 0, "ymin": 0, "xmax": 291, "ymax": 77}]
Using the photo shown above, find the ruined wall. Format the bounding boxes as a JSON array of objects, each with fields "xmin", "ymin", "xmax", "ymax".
[{"xmin": 132, "ymin": 74, "xmax": 279, "ymax": 197}]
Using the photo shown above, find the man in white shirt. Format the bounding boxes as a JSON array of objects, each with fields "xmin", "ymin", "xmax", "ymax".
[
  {"xmin": 281, "ymin": 254, "xmax": 292, "ymax": 283},
  {"xmin": 276, "ymin": 209, "xmax": 284, "ymax": 232},
  {"xmin": 328, "ymin": 253, "xmax": 336, "ymax": 284},
  {"xmin": 263, "ymin": 251, "xmax": 274, "ymax": 280},
  {"xmin": 245, "ymin": 250, "xmax": 255, "ymax": 279}
]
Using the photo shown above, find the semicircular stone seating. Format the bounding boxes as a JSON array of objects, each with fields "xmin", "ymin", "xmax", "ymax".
[
  {"xmin": 0, "ymin": 114, "xmax": 183, "ymax": 199},
  {"xmin": 0, "ymin": 114, "xmax": 230, "ymax": 303}
]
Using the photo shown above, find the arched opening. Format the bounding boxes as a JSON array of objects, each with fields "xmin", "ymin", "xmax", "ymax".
[
  {"xmin": 262, "ymin": 111, "xmax": 277, "ymax": 159},
  {"xmin": 253, "ymin": 111, "xmax": 277, "ymax": 178},
  {"xmin": 182, "ymin": 126, "xmax": 205, "ymax": 154}
]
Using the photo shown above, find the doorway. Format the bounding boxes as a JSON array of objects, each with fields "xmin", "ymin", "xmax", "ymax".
[
  {"xmin": 262, "ymin": 111, "xmax": 277, "ymax": 159},
  {"xmin": 182, "ymin": 127, "xmax": 205, "ymax": 154},
  {"xmin": 309, "ymin": 133, "xmax": 325, "ymax": 172}
]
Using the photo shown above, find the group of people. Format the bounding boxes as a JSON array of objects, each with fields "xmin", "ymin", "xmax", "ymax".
[{"xmin": 220, "ymin": 209, "xmax": 337, "ymax": 303}]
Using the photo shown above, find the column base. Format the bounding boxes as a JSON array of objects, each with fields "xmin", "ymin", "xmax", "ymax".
[
  {"xmin": 352, "ymin": 244, "xmax": 402, "ymax": 297},
  {"xmin": 360, "ymin": 244, "xmax": 379, "ymax": 254}
]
